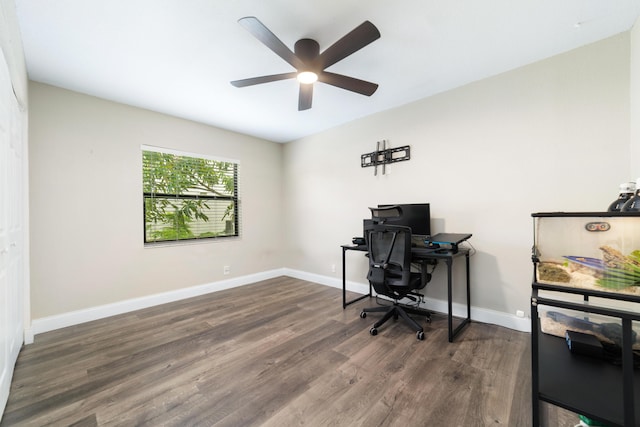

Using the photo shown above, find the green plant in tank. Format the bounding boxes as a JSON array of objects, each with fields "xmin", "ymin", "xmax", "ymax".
[{"xmin": 597, "ymin": 246, "xmax": 640, "ymax": 289}]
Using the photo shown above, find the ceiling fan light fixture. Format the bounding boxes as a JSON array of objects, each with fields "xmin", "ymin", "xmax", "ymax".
[
  {"xmin": 297, "ymin": 71, "xmax": 318, "ymax": 84},
  {"xmin": 231, "ymin": 17, "xmax": 380, "ymax": 110}
]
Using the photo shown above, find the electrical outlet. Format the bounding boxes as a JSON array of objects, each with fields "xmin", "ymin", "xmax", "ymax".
[
  {"xmin": 516, "ymin": 310, "xmax": 525, "ymax": 318},
  {"xmin": 223, "ymin": 265, "xmax": 230, "ymax": 275},
  {"xmin": 331, "ymin": 264, "xmax": 336, "ymax": 273}
]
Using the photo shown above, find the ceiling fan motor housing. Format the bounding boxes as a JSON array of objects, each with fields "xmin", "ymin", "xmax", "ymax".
[{"xmin": 294, "ymin": 38, "xmax": 320, "ymax": 72}]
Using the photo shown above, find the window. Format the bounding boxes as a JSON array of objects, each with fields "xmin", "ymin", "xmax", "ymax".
[{"xmin": 142, "ymin": 146, "xmax": 239, "ymax": 243}]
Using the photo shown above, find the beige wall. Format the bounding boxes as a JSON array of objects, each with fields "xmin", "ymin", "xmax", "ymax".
[
  {"xmin": 29, "ymin": 83, "xmax": 284, "ymax": 318},
  {"xmin": 631, "ymin": 16, "xmax": 640, "ymax": 175},
  {"xmin": 283, "ymin": 34, "xmax": 631, "ymax": 318},
  {"xmin": 27, "ymin": 30, "xmax": 636, "ymax": 326}
]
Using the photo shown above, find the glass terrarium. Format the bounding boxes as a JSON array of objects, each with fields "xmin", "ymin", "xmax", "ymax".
[{"xmin": 532, "ymin": 212, "xmax": 640, "ymax": 298}]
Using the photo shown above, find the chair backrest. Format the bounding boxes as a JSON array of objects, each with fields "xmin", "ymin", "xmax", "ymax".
[
  {"xmin": 364, "ymin": 205, "xmax": 402, "ymax": 247},
  {"xmin": 366, "ymin": 224, "xmax": 413, "ymax": 297},
  {"xmin": 369, "ymin": 205, "xmax": 403, "ymax": 223}
]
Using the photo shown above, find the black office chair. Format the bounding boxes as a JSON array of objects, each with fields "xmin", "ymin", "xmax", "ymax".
[{"xmin": 360, "ymin": 223, "xmax": 431, "ymax": 340}]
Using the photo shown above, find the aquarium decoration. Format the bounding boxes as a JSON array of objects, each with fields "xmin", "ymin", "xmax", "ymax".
[
  {"xmin": 537, "ymin": 246, "xmax": 640, "ymax": 292},
  {"xmin": 596, "ymin": 247, "xmax": 640, "ymax": 289}
]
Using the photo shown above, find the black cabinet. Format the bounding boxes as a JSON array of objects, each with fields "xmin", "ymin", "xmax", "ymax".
[{"xmin": 531, "ymin": 212, "xmax": 640, "ymax": 426}]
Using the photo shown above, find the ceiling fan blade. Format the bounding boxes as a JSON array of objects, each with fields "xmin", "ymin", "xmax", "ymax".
[
  {"xmin": 315, "ymin": 21, "xmax": 380, "ymax": 70},
  {"xmin": 318, "ymin": 71, "xmax": 378, "ymax": 96},
  {"xmin": 231, "ymin": 72, "xmax": 297, "ymax": 87},
  {"xmin": 298, "ymin": 84, "xmax": 313, "ymax": 111},
  {"xmin": 238, "ymin": 17, "xmax": 305, "ymax": 70}
]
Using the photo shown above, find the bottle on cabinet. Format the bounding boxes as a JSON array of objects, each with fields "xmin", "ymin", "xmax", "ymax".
[
  {"xmin": 621, "ymin": 179, "xmax": 640, "ymax": 212},
  {"xmin": 608, "ymin": 182, "xmax": 636, "ymax": 212}
]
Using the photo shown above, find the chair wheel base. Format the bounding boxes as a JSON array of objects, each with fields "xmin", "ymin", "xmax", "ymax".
[
  {"xmin": 360, "ymin": 311, "xmax": 367, "ymax": 319},
  {"xmin": 416, "ymin": 331, "xmax": 425, "ymax": 340},
  {"xmin": 369, "ymin": 327, "xmax": 378, "ymax": 336}
]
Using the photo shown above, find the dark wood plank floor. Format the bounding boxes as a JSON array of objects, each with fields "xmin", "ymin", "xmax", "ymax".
[{"xmin": 2, "ymin": 277, "xmax": 575, "ymax": 426}]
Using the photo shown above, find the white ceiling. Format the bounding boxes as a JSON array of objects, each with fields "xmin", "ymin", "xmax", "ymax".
[{"xmin": 14, "ymin": 0, "xmax": 640, "ymax": 143}]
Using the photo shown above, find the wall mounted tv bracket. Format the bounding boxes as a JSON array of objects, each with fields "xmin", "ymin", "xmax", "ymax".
[{"xmin": 361, "ymin": 140, "xmax": 410, "ymax": 175}]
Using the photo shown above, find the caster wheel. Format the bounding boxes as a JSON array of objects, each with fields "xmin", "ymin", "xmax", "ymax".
[
  {"xmin": 369, "ymin": 327, "xmax": 378, "ymax": 336},
  {"xmin": 416, "ymin": 331, "xmax": 425, "ymax": 341},
  {"xmin": 360, "ymin": 311, "xmax": 367, "ymax": 319},
  {"xmin": 425, "ymin": 316, "xmax": 432, "ymax": 323}
]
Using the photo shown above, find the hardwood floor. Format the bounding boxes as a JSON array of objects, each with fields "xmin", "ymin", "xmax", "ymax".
[{"xmin": 1, "ymin": 277, "xmax": 572, "ymax": 426}]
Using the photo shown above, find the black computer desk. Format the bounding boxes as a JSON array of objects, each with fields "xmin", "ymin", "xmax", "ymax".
[{"xmin": 340, "ymin": 244, "xmax": 471, "ymax": 342}]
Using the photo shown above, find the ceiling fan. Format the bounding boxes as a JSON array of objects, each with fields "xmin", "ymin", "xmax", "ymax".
[{"xmin": 230, "ymin": 17, "xmax": 381, "ymax": 111}]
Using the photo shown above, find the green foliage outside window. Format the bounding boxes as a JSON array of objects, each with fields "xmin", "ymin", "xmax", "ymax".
[{"xmin": 143, "ymin": 149, "xmax": 238, "ymax": 243}]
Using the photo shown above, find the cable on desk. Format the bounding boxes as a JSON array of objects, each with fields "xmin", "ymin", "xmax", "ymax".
[{"xmin": 460, "ymin": 240, "xmax": 476, "ymax": 256}]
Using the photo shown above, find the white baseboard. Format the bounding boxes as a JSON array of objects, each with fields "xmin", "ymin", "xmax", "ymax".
[
  {"xmin": 27, "ymin": 268, "xmax": 530, "ymax": 343},
  {"xmin": 284, "ymin": 268, "xmax": 531, "ymax": 333},
  {"xmin": 29, "ymin": 269, "xmax": 286, "ymax": 339}
]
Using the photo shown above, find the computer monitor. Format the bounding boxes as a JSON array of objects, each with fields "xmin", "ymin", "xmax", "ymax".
[{"xmin": 375, "ymin": 203, "xmax": 431, "ymax": 237}]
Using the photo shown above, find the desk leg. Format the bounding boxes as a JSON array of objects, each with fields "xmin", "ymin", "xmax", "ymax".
[
  {"xmin": 466, "ymin": 252, "xmax": 471, "ymax": 321},
  {"xmin": 342, "ymin": 247, "xmax": 371, "ymax": 309},
  {"xmin": 447, "ymin": 252, "xmax": 472, "ymax": 342},
  {"xmin": 342, "ymin": 247, "xmax": 347, "ymax": 308},
  {"xmin": 447, "ymin": 258, "xmax": 454, "ymax": 342}
]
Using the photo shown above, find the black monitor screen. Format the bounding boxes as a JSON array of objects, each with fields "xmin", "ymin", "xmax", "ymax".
[{"xmin": 377, "ymin": 203, "xmax": 431, "ymax": 236}]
